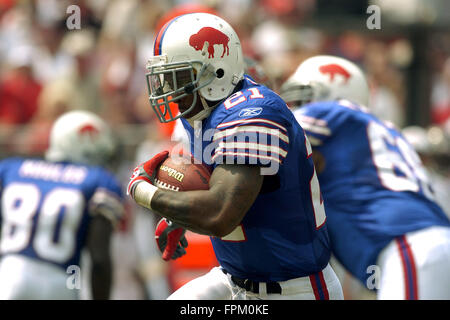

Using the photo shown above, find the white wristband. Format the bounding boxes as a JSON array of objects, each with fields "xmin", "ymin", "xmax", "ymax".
[{"xmin": 134, "ymin": 182, "xmax": 158, "ymax": 210}]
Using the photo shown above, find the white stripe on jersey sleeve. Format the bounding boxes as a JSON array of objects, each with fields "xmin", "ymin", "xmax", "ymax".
[
  {"xmin": 296, "ymin": 114, "xmax": 331, "ymax": 136},
  {"xmin": 297, "ymin": 114, "xmax": 328, "ymax": 127},
  {"xmin": 213, "ymin": 126, "xmax": 290, "ymax": 144},
  {"xmin": 211, "ymin": 151, "xmax": 282, "ymax": 164},
  {"xmin": 215, "ymin": 141, "xmax": 288, "ymax": 158},
  {"xmin": 298, "ymin": 121, "xmax": 331, "ymax": 136},
  {"xmin": 216, "ymin": 118, "xmax": 288, "ymax": 133}
]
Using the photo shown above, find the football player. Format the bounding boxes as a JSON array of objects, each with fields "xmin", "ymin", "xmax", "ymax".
[
  {"xmin": 402, "ymin": 125, "xmax": 450, "ymax": 217},
  {"xmin": 127, "ymin": 13, "xmax": 343, "ymax": 300},
  {"xmin": 0, "ymin": 110, "xmax": 124, "ymax": 299},
  {"xmin": 169, "ymin": 56, "xmax": 274, "ymax": 156},
  {"xmin": 280, "ymin": 55, "xmax": 450, "ymax": 299}
]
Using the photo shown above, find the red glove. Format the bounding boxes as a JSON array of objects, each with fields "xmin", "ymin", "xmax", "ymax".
[
  {"xmin": 127, "ymin": 150, "xmax": 169, "ymax": 197},
  {"xmin": 155, "ymin": 218, "xmax": 188, "ymax": 261}
]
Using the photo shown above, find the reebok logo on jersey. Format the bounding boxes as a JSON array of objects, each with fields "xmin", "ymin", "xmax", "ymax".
[{"xmin": 239, "ymin": 107, "xmax": 263, "ymax": 117}]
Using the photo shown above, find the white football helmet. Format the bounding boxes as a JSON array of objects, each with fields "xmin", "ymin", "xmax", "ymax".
[
  {"xmin": 45, "ymin": 110, "xmax": 115, "ymax": 166},
  {"xmin": 280, "ymin": 55, "xmax": 369, "ymax": 108},
  {"xmin": 146, "ymin": 12, "xmax": 245, "ymax": 123}
]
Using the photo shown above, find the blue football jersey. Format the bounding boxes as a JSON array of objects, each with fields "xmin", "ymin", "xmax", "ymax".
[
  {"xmin": 294, "ymin": 100, "xmax": 450, "ymax": 284},
  {"xmin": 0, "ymin": 157, "xmax": 124, "ymax": 271},
  {"xmin": 181, "ymin": 76, "xmax": 331, "ymax": 282}
]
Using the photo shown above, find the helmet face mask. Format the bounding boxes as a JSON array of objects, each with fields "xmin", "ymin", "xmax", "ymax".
[
  {"xmin": 146, "ymin": 58, "xmax": 216, "ymax": 123},
  {"xmin": 281, "ymin": 81, "xmax": 332, "ymax": 109},
  {"xmin": 281, "ymin": 83, "xmax": 314, "ymax": 108},
  {"xmin": 146, "ymin": 13, "xmax": 245, "ymax": 123}
]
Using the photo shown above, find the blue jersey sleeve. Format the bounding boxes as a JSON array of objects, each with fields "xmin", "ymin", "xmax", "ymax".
[
  {"xmin": 88, "ymin": 168, "xmax": 125, "ymax": 227},
  {"xmin": 211, "ymin": 84, "xmax": 291, "ymax": 169},
  {"xmin": 0, "ymin": 159, "xmax": 4, "ymax": 225},
  {"xmin": 293, "ymin": 105, "xmax": 334, "ymax": 147},
  {"xmin": 295, "ymin": 99, "xmax": 373, "ymax": 147},
  {"xmin": 0, "ymin": 158, "xmax": 18, "ymax": 219},
  {"xmin": 0, "ymin": 158, "xmax": 27, "ymax": 227},
  {"xmin": 0, "ymin": 160, "xmax": 5, "ymax": 191},
  {"xmin": 0, "ymin": 158, "xmax": 16, "ymax": 189}
]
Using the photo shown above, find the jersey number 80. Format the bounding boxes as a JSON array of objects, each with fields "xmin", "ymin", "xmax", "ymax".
[{"xmin": 0, "ymin": 183, "xmax": 84, "ymax": 263}]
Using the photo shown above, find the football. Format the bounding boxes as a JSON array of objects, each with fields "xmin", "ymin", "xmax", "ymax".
[{"xmin": 154, "ymin": 156, "xmax": 211, "ymax": 192}]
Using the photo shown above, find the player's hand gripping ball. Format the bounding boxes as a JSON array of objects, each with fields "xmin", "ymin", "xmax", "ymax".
[
  {"xmin": 128, "ymin": 151, "xmax": 211, "ymax": 261},
  {"xmin": 153, "ymin": 156, "xmax": 211, "ymax": 192},
  {"xmin": 127, "ymin": 150, "xmax": 169, "ymax": 196},
  {"xmin": 153, "ymin": 155, "xmax": 211, "ymax": 260}
]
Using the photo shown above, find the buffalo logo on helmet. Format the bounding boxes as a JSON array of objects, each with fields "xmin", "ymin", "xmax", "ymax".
[
  {"xmin": 78, "ymin": 124, "xmax": 99, "ymax": 139},
  {"xmin": 319, "ymin": 64, "xmax": 351, "ymax": 84},
  {"xmin": 189, "ymin": 27, "xmax": 229, "ymax": 58}
]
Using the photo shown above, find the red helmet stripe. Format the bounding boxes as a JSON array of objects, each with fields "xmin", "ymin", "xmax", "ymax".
[{"xmin": 153, "ymin": 15, "xmax": 187, "ymax": 56}]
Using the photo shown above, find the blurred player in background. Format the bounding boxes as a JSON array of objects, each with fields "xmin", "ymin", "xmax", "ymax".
[
  {"xmin": 128, "ymin": 13, "xmax": 343, "ymax": 300},
  {"xmin": 280, "ymin": 55, "xmax": 450, "ymax": 299},
  {"xmin": 402, "ymin": 125, "xmax": 450, "ymax": 217},
  {"xmin": 0, "ymin": 110, "xmax": 124, "ymax": 299}
]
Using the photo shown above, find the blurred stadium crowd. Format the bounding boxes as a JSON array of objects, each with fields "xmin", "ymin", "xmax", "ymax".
[{"xmin": 0, "ymin": 0, "xmax": 449, "ymax": 299}]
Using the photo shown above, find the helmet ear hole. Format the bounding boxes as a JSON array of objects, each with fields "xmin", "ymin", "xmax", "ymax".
[{"xmin": 216, "ymin": 68, "xmax": 224, "ymax": 79}]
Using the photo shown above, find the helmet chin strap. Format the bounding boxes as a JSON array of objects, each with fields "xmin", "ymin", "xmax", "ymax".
[{"xmin": 186, "ymin": 94, "xmax": 218, "ymax": 127}]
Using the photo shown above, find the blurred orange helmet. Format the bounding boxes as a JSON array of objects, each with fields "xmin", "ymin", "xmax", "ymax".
[{"xmin": 155, "ymin": 3, "xmax": 218, "ymax": 32}]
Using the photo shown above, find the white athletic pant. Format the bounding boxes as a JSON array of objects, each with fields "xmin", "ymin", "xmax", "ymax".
[
  {"xmin": 0, "ymin": 254, "xmax": 79, "ymax": 300},
  {"xmin": 376, "ymin": 226, "xmax": 450, "ymax": 300},
  {"xmin": 167, "ymin": 263, "xmax": 343, "ymax": 300}
]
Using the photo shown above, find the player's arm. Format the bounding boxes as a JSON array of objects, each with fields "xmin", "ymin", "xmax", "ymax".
[
  {"xmin": 86, "ymin": 183, "xmax": 124, "ymax": 300},
  {"xmin": 135, "ymin": 163, "xmax": 263, "ymax": 237},
  {"xmin": 311, "ymin": 150, "xmax": 326, "ymax": 174},
  {"xmin": 86, "ymin": 214, "xmax": 113, "ymax": 300}
]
